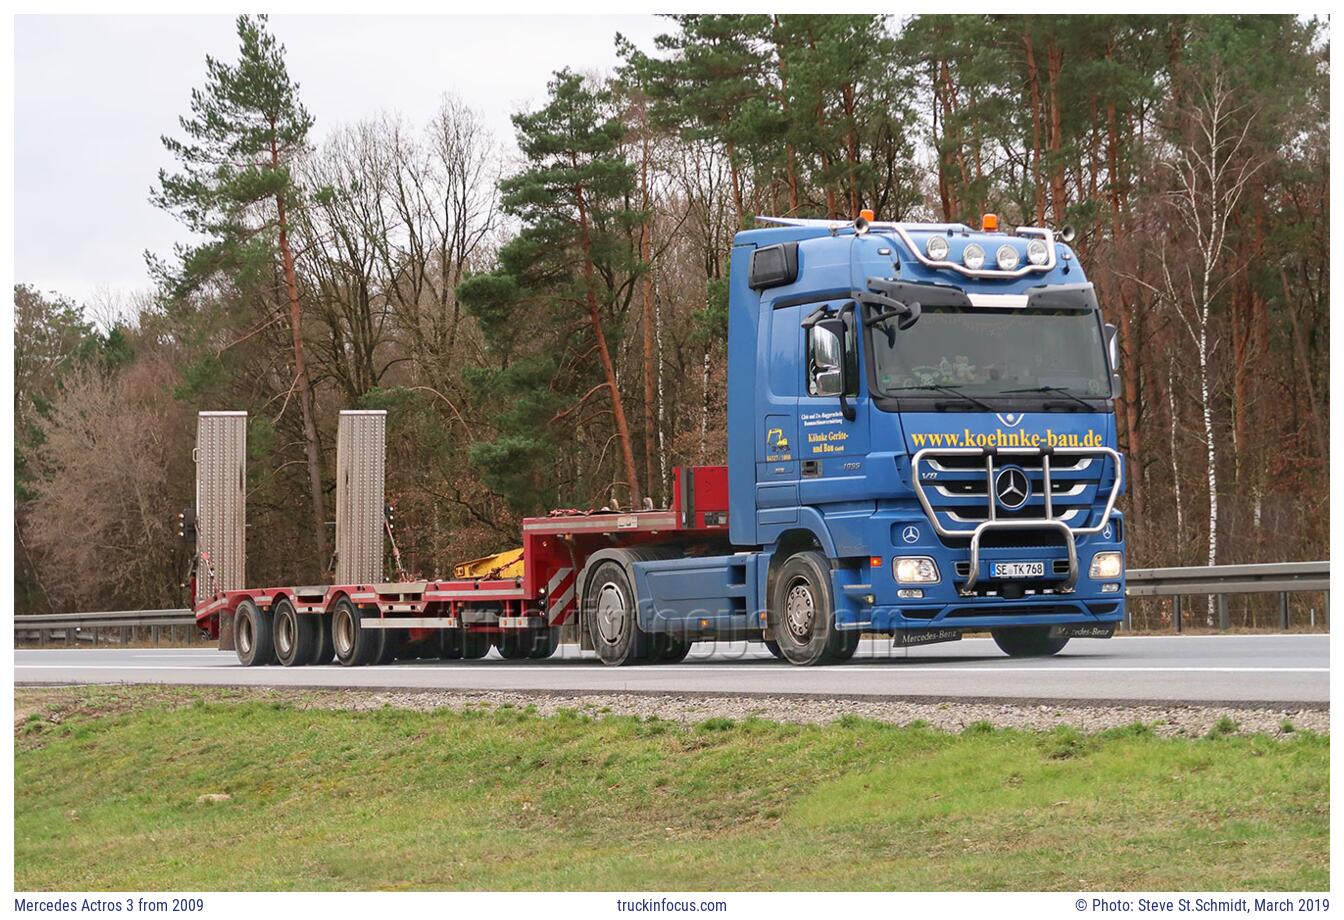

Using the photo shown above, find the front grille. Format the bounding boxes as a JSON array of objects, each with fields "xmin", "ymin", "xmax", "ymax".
[{"xmin": 912, "ymin": 450, "xmax": 1115, "ymax": 538}]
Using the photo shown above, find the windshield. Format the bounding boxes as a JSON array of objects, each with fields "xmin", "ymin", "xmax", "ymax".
[{"xmin": 869, "ymin": 306, "xmax": 1111, "ymax": 399}]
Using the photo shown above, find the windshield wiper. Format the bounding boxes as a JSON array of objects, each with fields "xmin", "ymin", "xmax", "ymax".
[
  {"xmin": 1001, "ymin": 385, "xmax": 1097, "ymax": 410},
  {"xmin": 885, "ymin": 384, "xmax": 997, "ymax": 413}
]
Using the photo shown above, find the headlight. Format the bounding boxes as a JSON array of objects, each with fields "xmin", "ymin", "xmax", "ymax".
[
  {"xmin": 996, "ymin": 244, "xmax": 1020, "ymax": 271},
  {"xmin": 1026, "ymin": 238, "xmax": 1049, "ymax": 265},
  {"xmin": 1089, "ymin": 552, "xmax": 1124, "ymax": 580},
  {"xmin": 963, "ymin": 243, "xmax": 985, "ymax": 271},
  {"xmin": 926, "ymin": 235, "xmax": 950, "ymax": 261},
  {"xmin": 894, "ymin": 556, "xmax": 940, "ymax": 584}
]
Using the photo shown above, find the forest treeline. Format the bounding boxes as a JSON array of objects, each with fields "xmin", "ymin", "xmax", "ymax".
[{"xmin": 14, "ymin": 14, "xmax": 1329, "ymax": 619}]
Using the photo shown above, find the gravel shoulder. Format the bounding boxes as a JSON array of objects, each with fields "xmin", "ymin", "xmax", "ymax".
[{"xmin": 14, "ymin": 683, "xmax": 1327, "ymax": 740}]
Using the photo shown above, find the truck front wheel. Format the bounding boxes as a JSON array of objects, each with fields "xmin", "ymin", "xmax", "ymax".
[
  {"xmin": 769, "ymin": 552, "xmax": 850, "ymax": 666},
  {"xmin": 584, "ymin": 561, "xmax": 646, "ymax": 666},
  {"xmin": 991, "ymin": 627, "xmax": 1070, "ymax": 657}
]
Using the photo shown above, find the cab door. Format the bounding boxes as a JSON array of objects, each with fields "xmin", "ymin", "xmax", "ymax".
[{"xmin": 796, "ymin": 305, "xmax": 871, "ymax": 522}]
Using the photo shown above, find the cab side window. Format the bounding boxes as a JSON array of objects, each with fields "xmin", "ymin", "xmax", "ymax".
[{"xmin": 807, "ymin": 311, "xmax": 858, "ymax": 397}]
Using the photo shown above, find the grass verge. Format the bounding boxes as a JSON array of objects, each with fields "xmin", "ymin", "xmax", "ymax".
[{"xmin": 15, "ymin": 687, "xmax": 1327, "ymax": 891}]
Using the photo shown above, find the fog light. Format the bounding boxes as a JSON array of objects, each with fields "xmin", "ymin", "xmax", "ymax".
[
  {"xmin": 1090, "ymin": 552, "xmax": 1124, "ymax": 580},
  {"xmin": 898, "ymin": 588, "xmax": 924, "ymax": 599},
  {"xmin": 1101, "ymin": 583, "xmax": 1120, "ymax": 593},
  {"xmin": 894, "ymin": 556, "xmax": 940, "ymax": 584}
]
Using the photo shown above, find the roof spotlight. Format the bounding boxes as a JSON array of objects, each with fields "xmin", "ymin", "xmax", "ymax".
[
  {"xmin": 1027, "ymin": 238, "xmax": 1049, "ymax": 265},
  {"xmin": 996, "ymin": 244, "xmax": 1020, "ymax": 271},
  {"xmin": 963, "ymin": 243, "xmax": 986, "ymax": 271},
  {"xmin": 926, "ymin": 236, "xmax": 950, "ymax": 261}
]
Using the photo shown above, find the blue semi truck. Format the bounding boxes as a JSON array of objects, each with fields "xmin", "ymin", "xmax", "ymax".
[{"xmin": 198, "ymin": 211, "xmax": 1125, "ymax": 668}]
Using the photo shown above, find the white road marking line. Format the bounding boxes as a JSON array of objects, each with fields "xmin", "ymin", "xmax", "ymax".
[{"xmin": 12, "ymin": 664, "xmax": 1328, "ymax": 673}]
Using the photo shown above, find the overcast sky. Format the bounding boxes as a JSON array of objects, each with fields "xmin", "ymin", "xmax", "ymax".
[{"xmin": 14, "ymin": 14, "xmax": 667, "ymax": 314}]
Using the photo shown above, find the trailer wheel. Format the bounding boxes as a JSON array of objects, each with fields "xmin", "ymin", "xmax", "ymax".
[
  {"xmin": 437, "ymin": 629, "xmax": 463, "ymax": 660},
  {"xmin": 377, "ymin": 629, "xmax": 405, "ymax": 665},
  {"xmin": 311, "ymin": 614, "xmax": 335, "ymax": 665},
  {"xmin": 234, "ymin": 600, "xmax": 274, "ymax": 667},
  {"xmin": 273, "ymin": 598, "xmax": 317, "ymax": 667},
  {"xmin": 495, "ymin": 632, "xmax": 532, "ymax": 660},
  {"xmin": 529, "ymin": 628, "xmax": 561, "ymax": 660},
  {"xmin": 768, "ymin": 552, "xmax": 848, "ymax": 666},
  {"xmin": 991, "ymin": 627, "xmax": 1070, "ymax": 657},
  {"xmin": 332, "ymin": 598, "xmax": 379, "ymax": 666},
  {"xmin": 584, "ymin": 560, "xmax": 647, "ymax": 666},
  {"xmin": 460, "ymin": 632, "xmax": 491, "ymax": 660}
]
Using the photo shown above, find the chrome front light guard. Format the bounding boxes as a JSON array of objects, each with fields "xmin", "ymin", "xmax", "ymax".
[{"xmin": 910, "ymin": 446, "xmax": 1124, "ymax": 596}]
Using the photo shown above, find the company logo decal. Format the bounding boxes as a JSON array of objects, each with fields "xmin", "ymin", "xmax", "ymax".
[
  {"xmin": 910, "ymin": 428, "xmax": 1104, "ymax": 449},
  {"xmin": 996, "ymin": 412, "xmax": 1025, "ymax": 427}
]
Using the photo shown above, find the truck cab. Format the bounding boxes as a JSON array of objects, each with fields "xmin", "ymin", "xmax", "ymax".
[{"xmin": 725, "ymin": 214, "xmax": 1126, "ymax": 663}]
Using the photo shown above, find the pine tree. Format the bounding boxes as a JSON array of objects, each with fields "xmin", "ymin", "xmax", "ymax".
[
  {"xmin": 460, "ymin": 70, "xmax": 646, "ymax": 510},
  {"xmin": 152, "ymin": 14, "xmax": 329, "ymax": 574}
]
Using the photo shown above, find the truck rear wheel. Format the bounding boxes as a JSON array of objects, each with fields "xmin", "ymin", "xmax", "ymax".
[
  {"xmin": 332, "ymin": 598, "xmax": 380, "ymax": 666},
  {"xmin": 769, "ymin": 552, "xmax": 849, "ymax": 666},
  {"xmin": 991, "ymin": 627, "xmax": 1070, "ymax": 657},
  {"xmin": 584, "ymin": 560, "xmax": 647, "ymax": 666},
  {"xmin": 273, "ymin": 598, "xmax": 317, "ymax": 667},
  {"xmin": 234, "ymin": 600, "xmax": 274, "ymax": 667}
]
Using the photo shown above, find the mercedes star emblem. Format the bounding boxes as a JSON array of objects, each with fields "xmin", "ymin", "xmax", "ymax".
[{"xmin": 994, "ymin": 467, "xmax": 1031, "ymax": 510}]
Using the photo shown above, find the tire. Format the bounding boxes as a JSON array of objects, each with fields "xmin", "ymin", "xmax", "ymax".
[
  {"xmin": 529, "ymin": 628, "xmax": 561, "ymax": 660},
  {"xmin": 584, "ymin": 560, "xmax": 647, "ymax": 666},
  {"xmin": 768, "ymin": 551, "xmax": 849, "ymax": 666},
  {"xmin": 332, "ymin": 598, "xmax": 380, "ymax": 667},
  {"xmin": 648, "ymin": 633, "xmax": 691, "ymax": 664},
  {"xmin": 437, "ymin": 629, "xmax": 463, "ymax": 660},
  {"xmin": 991, "ymin": 627, "xmax": 1070, "ymax": 658},
  {"xmin": 234, "ymin": 600, "xmax": 275, "ymax": 667},
  {"xmin": 460, "ymin": 632, "xmax": 491, "ymax": 660},
  {"xmin": 273, "ymin": 598, "xmax": 318, "ymax": 667},
  {"xmin": 763, "ymin": 639, "xmax": 785, "ymax": 660},
  {"xmin": 376, "ymin": 628, "xmax": 403, "ymax": 665},
  {"xmin": 311, "ymin": 614, "xmax": 335, "ymax": 665},
  {"xmin": 831, "ymin": 629, "xmax": 860, "ymax": 661},
  {"xmin": 495, "ymin": 631, "xmax": 533, "ymax": 660}
]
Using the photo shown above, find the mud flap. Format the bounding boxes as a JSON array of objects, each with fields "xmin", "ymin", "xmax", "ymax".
[{"xmin": 218, "ymin": 609, "xmax": 235, "ymax": 651}]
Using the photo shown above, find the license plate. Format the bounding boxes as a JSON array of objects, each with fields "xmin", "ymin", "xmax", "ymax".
[{"xmin": 991, "ymin": 561, "xmax": 1045, "ymax": 579}]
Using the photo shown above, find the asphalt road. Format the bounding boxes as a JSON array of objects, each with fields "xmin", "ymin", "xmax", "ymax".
[{"xmin": 13, "ymin": 634, "xmax": 1328, "ymax": 706}]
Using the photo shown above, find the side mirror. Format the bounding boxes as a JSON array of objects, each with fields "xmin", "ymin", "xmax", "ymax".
[
  {"xmin": 1104, "ymin": 323, "xmax": 1122, "ymax": 396},
  {"xmin": 814, "ymin": 315, "xmax": 856, "ymax": 420}
]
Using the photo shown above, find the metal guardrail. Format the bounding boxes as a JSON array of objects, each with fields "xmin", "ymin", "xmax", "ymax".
[
  {"xmin": 1124, "ymin": 560, "xmax": 1328, "ymax": 631},
  {"xmin": 14, "ymin": 608, "xmax": 195, "ymax": 647},
  {"xmin": 11, "ymin": 561, "xmax": 1330, "ymax": 641}
]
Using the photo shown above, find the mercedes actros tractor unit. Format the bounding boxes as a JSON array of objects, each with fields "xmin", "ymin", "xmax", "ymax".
[{"xmin": 191, "ymin": 211, "xmax": 1126, "ymax": 667}]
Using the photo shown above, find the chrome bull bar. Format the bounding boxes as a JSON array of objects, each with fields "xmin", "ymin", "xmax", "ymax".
[{"xmin": 910, "ymin": 446, "xmax": 1124, "ymax": 596}]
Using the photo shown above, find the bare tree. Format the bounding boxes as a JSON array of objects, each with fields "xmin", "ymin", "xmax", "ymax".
[{"xmin": 1137, "ymin": 70, "xmax": 1266, "ymax": 620}]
